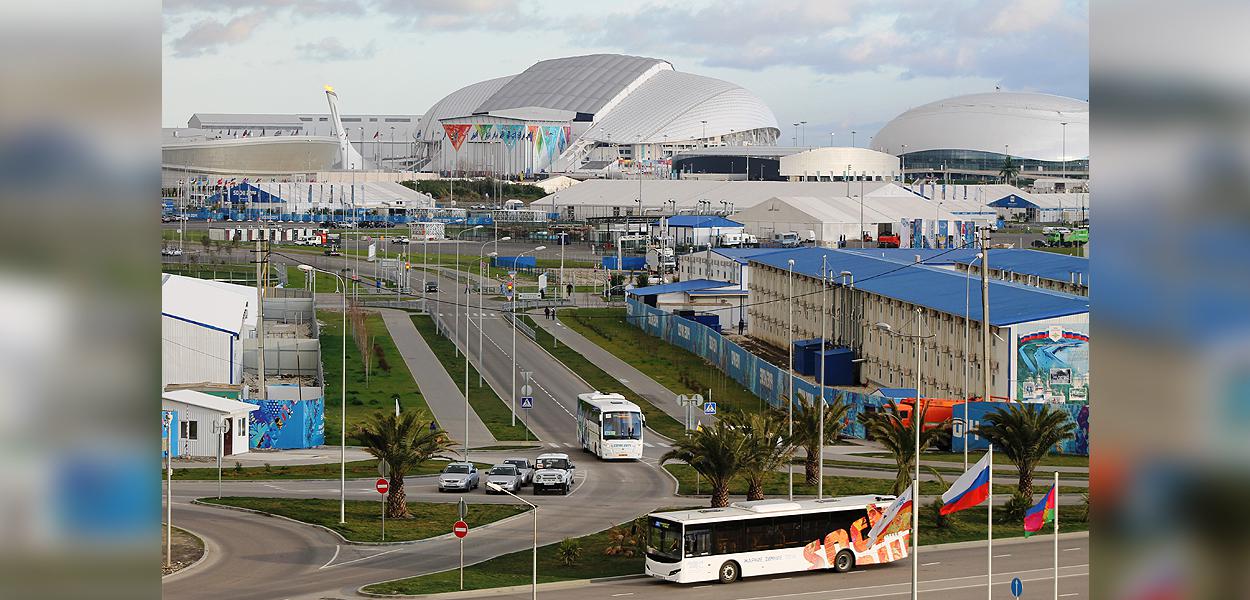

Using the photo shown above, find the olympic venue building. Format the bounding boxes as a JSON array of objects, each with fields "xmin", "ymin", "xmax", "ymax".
[
  {"xmin": 414, "ymin": 54, "xmax": 781, "ymax": 177},
  {"xmin": 872, "ymin": 92, "xmax": 1089, "ymax": 183}
]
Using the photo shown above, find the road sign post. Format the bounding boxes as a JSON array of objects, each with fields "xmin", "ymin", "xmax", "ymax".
[
  {"xmin": 1011, "ymin": 576, "xmax": 1023, "ymax": 598},
  {"xmin": 454, "ymin": 518, "xmax": 470, "ymax": 590},
  {"xmin": 376, "ymin": 478, "xmax": 389, "ymax": 541},
  {"xmin": 163, "ymin": 412, "xmax": 173, "ymax": 569}
]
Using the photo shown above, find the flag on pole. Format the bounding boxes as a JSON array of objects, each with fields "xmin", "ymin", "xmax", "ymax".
[
  {"xmin": 374, "ymin": 131, "xmax": 381, "ymax": 139},
  {"xmin": 865, "ymin": 486, "xmax": 913, "ymax": 548},
  {"xmin": 1024, "ymin": 483, "xmax": 1057, "ymax": 537},
  {"xmin": 940, "ymin": 451, "xmax": 992, "ymax": 515}
]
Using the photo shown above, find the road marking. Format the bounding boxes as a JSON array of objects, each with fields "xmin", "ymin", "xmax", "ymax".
[
  {"xmin": 734, "ymin": 565, "xmax": 1089, "ymax": 600},
  {"xmin": 563, "ymin": 443, "xmax": 575, "ymax": 448},
  {"xmin": 547, "ymin": 443, "xmax": 560, "ymax": 448},
  {"xmin": 319, "ymin": 545, "xmax": 341, "ymax": 570},
  {"xmin": 643, "ymin": 443, "xmax": 654, "ymax": 448},
  {"xmin": 921, "ymin": 562, "xmax": 941, "ymax": 566},
  {"xmin": 994, "ymin": 554, "xmax": 1012, "ymax": 557},
  {"xmin": 656, "ymin": 442, "xmax": 670, "ymax": 447},
  {"xmin": 611, "ymin": 594, "xmax": 635, "ymax": 597},
  {"xmin": 321, "ymin": 548, "xmax": 400, "ymax": 569},
  {"xmin": 1063, "ymin": 547, "xmax": 1081, "ymax": 551},
  {"xmin": 1060, "ymin": 594, "xmax": 1079, "ymax": 598},
  {"xmin": 774, "ymin": 577, "xmax": 792, "ymax": 581},
  {"xmin": 618, "ymin": 378, "xmax": 630, "ymax": 383}
]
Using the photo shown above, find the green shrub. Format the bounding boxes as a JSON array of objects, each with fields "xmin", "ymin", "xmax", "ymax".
[{"xmin": 556, "ymin": 538, "xmax": 582, "ymax": 567}]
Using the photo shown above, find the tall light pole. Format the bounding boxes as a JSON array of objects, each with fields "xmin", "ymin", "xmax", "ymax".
[
  {"xmin": 817, "ymin": 255, "xmax": 828, "ymax": 500},
  {"xmin": 558, "ymin": 233, "xmax": 568, "ymax": 299},
  {"xmin": 1060, "ymin": 121, "xmax": 1069, "ymax": 191},
  {"xmin": 455, "ymin": 225, "xmax": 485, "ymax": 353},
  {"xmin": 511, "ymin": 246, "xmax": 546, "ymax": 427},
  {"xmin": 792, "ymin": 122, "xmax": 799, "ymax": 147},
  {"xmin": 786, "ymin": 259, "xmax": 795, "ymax": 501},
  {"xmin": 299, "ymin": 264, "xmax": 347, "ymax": 523},
  {"xmin": 851, "ymin": 130, "xmax": 856, "ymax": 148},
  {"xmin": 479, "ymin": 237, "xmax": 510, "ymax": 389},
  {"xmin": 829, "ymin": 132, "xmax": 835, "ymax": 147},
  {"xmin": 487, "ymin": 482, "xmax": 538, "ymax": 600},
  {"xmin": 800, "ymin": 121, "xmax": 807, "ymax": 147},
  {"xmin": 901, "ymin": 144, "xmax": 907, "ymax": 183},
  {"xmin": 963, "ymin": 252, "xmax": 983, "ymax": 470}
]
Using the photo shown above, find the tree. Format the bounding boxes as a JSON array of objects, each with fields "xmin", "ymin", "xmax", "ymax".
[
  {"xmin": 856, "ymin": 401, "xmax": 950, "ymax": 495},
  {"xmin": 356, "ymin": 410, "xmax": 453, "ymax": 518},
  {"xmin": 660, "ymin": 421, "xmax": 749, "ymax": 507},
  {"xmin": 722, "ymin": 410, "xmax": 794, "ymax": 500},
  {"xmin": 999, "ymin": 155, "xmax": 1020, "ymax": 184},
  {"xmin": 973, "ymin": 403, "xmax": 1076, "ymax": 504},
  {"xmin": 635, "ymin": 272, "xmax": 650, "ymax": 288},
  {"xmin": 557, "ymin": 538, "xmax": 583, "ymax": 566},
  {"xmin": 785, "ymin": 393, "xmax": 852, "ymax": 486}
]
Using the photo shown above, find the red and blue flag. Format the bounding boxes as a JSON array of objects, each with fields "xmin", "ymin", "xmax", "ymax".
[{"xmin": 940, "ymin": 452, "xmax": 992, "ymax": 515}]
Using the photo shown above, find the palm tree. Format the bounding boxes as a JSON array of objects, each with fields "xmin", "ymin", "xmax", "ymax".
[
  {"xmin": 722, "ymin": 410, "xmax": 793, "ymax": 500},
  {"xmin": 660, "ymin": 421, "xmax": 749, "ymax": 507},
  {"xmin": 973, "ymin": 403, "xmax": 1076, "ymax": 504},
  {"xmin": 999, "ymin": 155, "xmax": 1020, "ymax": 184},
  {"xmin": 857, "ymin": 401, "xmax": 950, "ymax": 495},
  {"xmin": 785, "ymin": 393, "xmax": 852, "ymax": 486},
  {"xmin": 356, "ymin": 410, "xmax": 454, "ymax": 518}
]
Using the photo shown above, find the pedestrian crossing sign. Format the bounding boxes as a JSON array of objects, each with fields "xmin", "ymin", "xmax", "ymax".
[
  {"xmin": 520, "ymin": 397, "xmax": 534, "ymax": 409},
  {"xmin": 703, "ymin": 402, "xmax": 717, "ymax": 415}
]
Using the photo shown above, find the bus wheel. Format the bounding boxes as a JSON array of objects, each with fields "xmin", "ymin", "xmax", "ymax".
[
  {"xmin": 717, "ymin": 561, "xmax": 740, "ymax": 584},
  {"xmin": 833, "ymin": 550, "xmax": 855, "ymax": 573}
]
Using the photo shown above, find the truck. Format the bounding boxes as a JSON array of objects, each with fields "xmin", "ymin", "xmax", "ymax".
[
  {"xmin": 773, "ymin": 231, "xmax": 801, "ymax": 247},
  {"xmin": 1044, "ymin": 228, "xmax": 1088, "ymax": 247},
  {"xmin": 646, "ymin": 246, "xmax": 676, "ymax": 273},
  {"xmin": 878, "ymin": 232, "xmax": 901, "ymax": 248},
  {"xmin": 531, "ymin": 453, "xmax": 575, "ymax": 495}
]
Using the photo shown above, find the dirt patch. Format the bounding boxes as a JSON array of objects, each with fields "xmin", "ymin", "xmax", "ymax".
[{"xmin": 161, "ymin": 525, "xmax": 205, "ymax": 576}]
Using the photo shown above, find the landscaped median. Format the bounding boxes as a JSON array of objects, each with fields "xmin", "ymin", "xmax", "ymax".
[
  {"xmin": 410, "ymin": 314, "xmax": 534, "ymax": 441},
  {"xmin": 560, "ymin": 308, "xmax": 770, "ymax": 415},
  {"xmin": 517, "ymin": 314, "xmax": 687, "ymax": 441},
  {"xmin": 360, "ymin": 516, "xmax": 669, "ymax": 595},
  {"xmin": 198, "ymin": 497, "xmax": 528, "ymax": 544},
  {"xmin": 665, "ymin": 464, "xmax": 1084, "ymax": 498}
]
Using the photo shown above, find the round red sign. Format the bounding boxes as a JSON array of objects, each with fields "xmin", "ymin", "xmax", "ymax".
[
  {"xmin": 453, "ymin": 520, "xmax": 469, "ymax": 538},
  {"xmin": 375, "ymin": 478, "xmax": 389, "ymax": 494}
]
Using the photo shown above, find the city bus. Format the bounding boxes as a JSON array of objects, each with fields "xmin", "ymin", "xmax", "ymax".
[
  {"xmin": 644, "ymin": 497, "xmax": 910, "ymax": 584},
  {"xmin": 576, "ymin": 392, "xmax": 644, "ymax": 460}
]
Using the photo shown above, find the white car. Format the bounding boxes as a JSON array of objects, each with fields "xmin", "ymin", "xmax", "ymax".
[
  {"xmin": 392, "ymin": 236, "xmax": 410, "ymax": 244},
  {"xmin": 502, "ymin": 458, "xmax": 534, "ymax": 486},
  {"xmin": 532, "ymin": 453, "xmax": 575, "ymax": 495},
  {"xmin": 437, "ymin": 462, "xmax": 479, "ymax": 492}
]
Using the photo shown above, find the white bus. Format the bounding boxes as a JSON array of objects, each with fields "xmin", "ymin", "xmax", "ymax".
[
  {"xmin": 576, "ymin": 392, "xmax": 644, "ymax": 460},
  {"xmin": 644, "ymin": 497, "xmax": 910, "ymax": 584}
]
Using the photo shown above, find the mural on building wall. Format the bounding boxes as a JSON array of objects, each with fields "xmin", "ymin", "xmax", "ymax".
[
  {"xmin": 245, "ymin": 398, "xmax": 326, "ymax": 449},
  {"xmin": 1016, "ymin": 325, "xmax": 1090, "ymax": 404},
  {"xmin": 629, "ymin": 298, "xmax": 1089, "ymax": 455}
]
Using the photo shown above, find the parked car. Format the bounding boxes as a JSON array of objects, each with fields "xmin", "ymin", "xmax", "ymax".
[
  {"xmin": 438, "ymin": 462, "xmax": 479, "ymax": 492},
  {"xmin": 392, "ymin": 236, "xmax": 410, "ymax": 244},
  {"xmin": 324, "ymin": 247, "xmax": 342, "ymax": 256},
  {"xmin": 160, "ymin": 247, "xmax": 183, "ymax": 257},
  {"xmin": 424, "ymin": 281, "xmax": 438, "ymax": 293},
  {"xmin": 484, "ymin": 464, "xmax": 524, "ymax": 494},
  {"xmin": 532, "ymin": 453, "xmax": 575, "ymax": 495},
  {"xmin": 502, "ymin": 458, "xmax": 534, "ymax": 486}
]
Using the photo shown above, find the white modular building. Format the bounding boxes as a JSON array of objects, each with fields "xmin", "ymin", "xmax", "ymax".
[
  {"xmin": 161, "ymin": 274, "xmax": 257, "ymax": 387},
  {"xmin": 162, "ymin": 389, "xmax": 257, "ymax": 458}
]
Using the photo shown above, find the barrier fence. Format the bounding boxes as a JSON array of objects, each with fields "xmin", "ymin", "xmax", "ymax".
[{"xmin": 625, "ymin": 298, "xmax": 1088, "ymax": 455}]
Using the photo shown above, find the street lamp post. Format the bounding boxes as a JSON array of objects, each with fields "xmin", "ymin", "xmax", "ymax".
[
  {"xmin": 479, "ymin": 238, "xmax": 511, "ymax": 388},
  {"xmin": 786, "ymin": 258, "xmax": 795, "ymax": 501},
  {"xmin": 558, "ymin": 233, "xmax": 568, "ymax": 299},
  {"xmin": 455, "ymin": 225, "xmax": 485, "ymax": 357},
  {"xmin": 817, "ymin": 255, "xmax": 828, "ymax": 500},
  {"xmin": 851, "ymin": 130, "xmax": 856, "ymax": 148},
  {"xmin": 511, "ymin": 246, "xmax": 546, "ymax": 427},
  {"xmin": 487, "ymin": 483, "xmax": 538, "ymax": 600},
  {"xmin": 299, "ymin": 264, "xmax": 348, "ymax": 523},
  {"xmin": 963, "ymin": 253, "xmax": 983, "ymax": 470},
  {"xmin": 800, "ymin": 121, "xmax": 807, "ymax": 147}
]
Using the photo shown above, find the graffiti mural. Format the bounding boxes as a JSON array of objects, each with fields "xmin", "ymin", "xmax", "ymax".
[
  {"xmin": 245, "ymin": 397, "xmax": 326, "ymax": 449},
  {"xmin": 1017, "ymin": 326, "xmax": 1090, "ymax": 404}
]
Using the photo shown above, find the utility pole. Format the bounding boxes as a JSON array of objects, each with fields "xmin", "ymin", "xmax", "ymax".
[
  {"xmin": 254, "ymin": 239, "xmax": 267, "ymax": 400},
  {"xmin": 980, "ymin": 228, "xmax": 991, "ymax": 403}
]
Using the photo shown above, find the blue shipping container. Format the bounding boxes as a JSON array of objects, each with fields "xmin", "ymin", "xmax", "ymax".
[{"xmin": 815, "ymin": 346, "xmax": 856, "ymax": 386}]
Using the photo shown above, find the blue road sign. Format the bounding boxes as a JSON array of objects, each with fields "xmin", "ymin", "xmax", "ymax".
[
  {"xmin": 703, "ymin": 402, "xmax": 717, "ymax": 415},
  {"xmin": 520, "ymin": 397, "xmax": 534, "ymax": 410},
  {"xmin": 1010, "ymin": 577, "xmax": 1023, "ymax": 598}
]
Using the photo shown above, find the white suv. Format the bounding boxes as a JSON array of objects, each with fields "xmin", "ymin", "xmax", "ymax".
[{"xmin": 532, "ymin": 453, "xmax": 575, "ymax": 495}]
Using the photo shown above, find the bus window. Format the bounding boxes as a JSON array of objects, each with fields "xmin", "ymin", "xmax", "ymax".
[
  {"xmin": 648, "ymin": 518, "xmax": 682, "ymax": 561},
  {"xmin": 713, "ymin": 521, "xmax": 744, "ymax": 555},
  {"xmin": 774, "ymin": 515, "xmax": 803, "ymax": 548},
  {"xmin": 746, "ymin": 519, "xmax": 777, "ymax": 551},
  {"xmin": 684, "ymin": 525, "xmax": 711, "ymax": 557},
  {"xmin": 801, "ymin": 512, "xmax": 832, "ymax": 542},
  {"xmin": 602, "ymin": 411, "xmax": 643, "ymax": 440}
]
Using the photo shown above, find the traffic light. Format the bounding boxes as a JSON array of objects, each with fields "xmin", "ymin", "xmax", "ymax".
[{"xmin": 506, "ymin": 281, "xmax": 514, "ymax": 292}]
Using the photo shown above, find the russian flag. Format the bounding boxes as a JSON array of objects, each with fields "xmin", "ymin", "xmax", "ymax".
[
  {"xmin": 940, "ymin": 452, "xmax": 992, "ymax": 515},
  {"xmin": 1024, "ymin": 484, "xmax": 1057, "ymax": 537}
]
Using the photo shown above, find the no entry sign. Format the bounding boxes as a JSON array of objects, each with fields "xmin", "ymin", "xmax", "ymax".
[
  {"xmin": 453, "ymin": 520, "xmax": 469, "ymax": 538},
  {"xmin": 375, "ymin": 478, "xmax": 389, "ymax": 494}
]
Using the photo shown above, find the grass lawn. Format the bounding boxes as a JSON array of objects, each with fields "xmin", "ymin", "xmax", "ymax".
[
  {"xmin": 823, "ymin": 459, "xmax": 1087, "ymax": 480},
  {"xmin": 562, "ymin": 308, "xmax": 768, "ymax": 416},
  {"xmin": 361, "ymin": 517, "xmax": 655, "ymax": 595},
  {"xmin": 921, "ymin": 505, "xmax": 1088, "ymax": 545},
  {"xmin": 664, "ymin": 464, "xmax": 1082, "ymax": 498},
  {"xmin": 318, "ymin": 310, "xmax": 434, "ymax": 445},
  {"xmin": 864, "ymin": 450, "xmax": 1089, "ymax": 469},
  {"xmin": 286, "ymin": 266, "xmax": 347, "ymax": 293},
  {"xmin": 200, "ymin": 497, "xmax": 528, "ymax": 543},
  {"xmin": 518, "ymin": 314, "xmax": 687, "ymax": 441},
  {"xmin": 410, "ymin": 314, "xmax": 534, "ymax": 441},
  {"xmin": 171, "ymin": 458, "xmax": 490, "ymax": 480}
]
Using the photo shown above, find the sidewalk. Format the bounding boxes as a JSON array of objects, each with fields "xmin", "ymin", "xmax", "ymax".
[
  {"xmin": 375, "ymin": 308, "xmax": 499, "ymax": 449},
  {"xmin": 171, "ymin": 446, "xmax": 374, "ymax": 468},
  {"xmin": 531, "ymin": 314, "xmax": 702, "ymax": 430}
]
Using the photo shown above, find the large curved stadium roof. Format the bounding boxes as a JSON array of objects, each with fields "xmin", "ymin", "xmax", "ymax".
[
  {"xmin": 585, "ymin": 70, "xmax": 779, "ymax": 144},
  {"xmin": 474, "ymin": 54, "xmax": 671, "ymax": 116},
  {"xmin": 873, "ymin": 92, "xmax": 1089, "ymax": 161},
  {"xmin": 414, "ymin": 75, "xmax": 514, "ymax": 142}
]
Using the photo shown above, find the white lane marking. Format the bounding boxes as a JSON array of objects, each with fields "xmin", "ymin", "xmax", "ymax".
[
  {"xmin": 643, "ymin": 443, "xmax": 654, "ymax": 448},
  {"xmin": 318, "ymin": 545, "xmax": 341, "ymax": 570},
  {"xmin": 547, "ymin": 443, "xmax": 560, "ymax": 448},
  {"xmin": 692, "ymin": 585, "xmax": 712, "ymax": 589},
  {"xmin": 774, "ymin": 577, "xmax": 792, "ymax": 581},
  {"xmin": 563, "ymin": 443, "xmax": 575, "ymax": 448},
  {"xmin": 656, "ymin": 442, "xmax": 670, "ymax": 447},
  {"xmin": 320, "ymin": 548, "xmax": 400, "ymax": 570},
  {"xmin": 1063, "ymin": 547, "xmax": 1081, "ymax": 551},
  {"xmin": 611, "ymin": 594, "xmax": 634, "ymax": 597},
  {"xmin": 1060, "ymin": 594, "xmax": 1079, "ymax": 598},
  {"xmin": 921, "ymin": 562, "xmax": 941, "ymax": 566},
  {"xmin": 994, "ymin": 554, "xmax": 1012, "ymax": 558}
]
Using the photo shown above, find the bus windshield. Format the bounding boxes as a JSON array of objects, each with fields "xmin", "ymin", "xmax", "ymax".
[
  {"xmin": 647, "ymin": 518, "xmax": 682, "ymax": 561},
  {"xmin": 601, "ymin": 411, "xmax": 643, "ymax": 440}
]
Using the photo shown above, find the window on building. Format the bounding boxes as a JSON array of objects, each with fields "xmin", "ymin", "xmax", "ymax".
[
  {"xmin": 237, "ymin": 417, "xmax": 247, "ymax": 436},
  {"xmin": 181, "ymin": 420, "xmax": 198, "ymax": 440}
]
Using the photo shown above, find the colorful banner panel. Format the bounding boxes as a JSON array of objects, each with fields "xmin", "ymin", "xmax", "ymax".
[
  {"xmin": 1017, "ymin": 326, "xmax": 1090, "ymax": 404},
  {"xmin": 245, "ymin": 397, "xmax": 326, "ymax": 449},
  {"xmin": 498, "ymin": 124, "xmax": 523, "ymax": 148},
  {"xmin": 473, "ymin": 124, "xmax": 493, "ymax": 141},
  {"xmin": 443, "ymin": 124, "xmax": 471, "ymax": 151}
]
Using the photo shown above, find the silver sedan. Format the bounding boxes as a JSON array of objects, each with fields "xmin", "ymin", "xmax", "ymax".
[{"xmin": 484, "ymin": 464, "xmax": 523, "ymax": 494}]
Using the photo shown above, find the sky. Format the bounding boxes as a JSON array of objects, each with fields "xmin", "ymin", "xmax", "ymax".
[{"xmin": 162, "ymin": 0, "xmax": 1088, "ymax": 144}]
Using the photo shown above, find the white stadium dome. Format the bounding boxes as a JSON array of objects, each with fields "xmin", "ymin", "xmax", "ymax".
[
  {"xmin": 415, "ymin": 54, "xmax": 780, "ymax": 175},
  {"xmin": 872, "ymin": 92, "xmax": 1088, "ymax": 180}
]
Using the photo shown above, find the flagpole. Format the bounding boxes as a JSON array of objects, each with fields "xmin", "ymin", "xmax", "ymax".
[
  {"xmin": 987, "ymin": 444, "xmax": 993, "ymax": 600},
  {"xmin": 1054, "ymin": 470, "xmax": 1059, "ymax": 600}
]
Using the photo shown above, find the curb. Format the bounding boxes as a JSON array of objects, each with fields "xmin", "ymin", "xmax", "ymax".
[
  {"xmin": 160, "ymin": 524, "xmax": 210, "ymax": 581},
  {"xmin": 190, "ymin": 498, "xmax": 535, "ymax": 547},
  {"xmin": 359, "ymin": 573, "xmax": 648, "ymax": 598}
]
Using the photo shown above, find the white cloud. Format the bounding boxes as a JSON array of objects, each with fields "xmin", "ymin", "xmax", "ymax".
[
  {"xmin": 296, "ymin": 37, "xmax": 376, "ymax": 61},
  {"xmin": 169, "ymin": 11, "xmax": 267, "ymax": 58}
]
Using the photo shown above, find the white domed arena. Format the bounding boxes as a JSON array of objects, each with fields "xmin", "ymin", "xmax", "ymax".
[
  {"xmin": 872, "ymin": 92, "xmax": 1088, "ymax": 183},
  {"xmin": 414, "ymin": 54, "xmax": 780, "ymax": 177}
]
